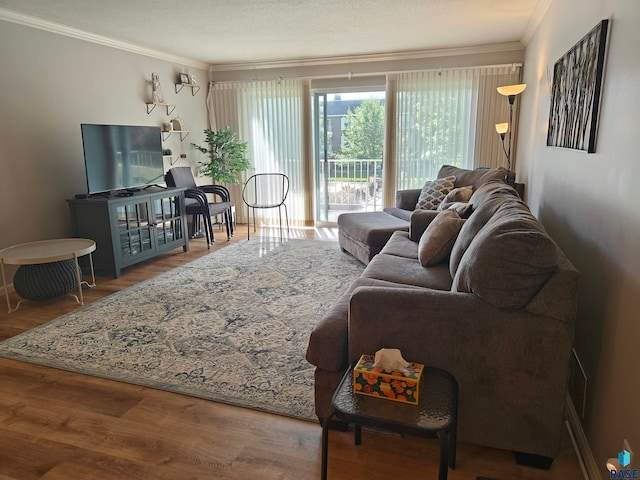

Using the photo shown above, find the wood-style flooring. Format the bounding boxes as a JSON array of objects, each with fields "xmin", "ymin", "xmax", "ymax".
[{"xmin": 0, "ymin": 226, "xmax": 583, "ymax": 479}]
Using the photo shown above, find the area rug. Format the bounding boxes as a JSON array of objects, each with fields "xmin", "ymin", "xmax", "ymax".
[{"xmin": 0, "ymin": 238, "xmax": 364, "ymax": 421}]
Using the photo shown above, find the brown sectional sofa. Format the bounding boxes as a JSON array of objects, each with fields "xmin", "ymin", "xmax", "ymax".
[
  {"xmin": 337, "ymin": 165, "xmax": 517, "ymax": 265},
  {"xmin": 306, "ymin": 172, "xmax": 579, "ymax": 465}
]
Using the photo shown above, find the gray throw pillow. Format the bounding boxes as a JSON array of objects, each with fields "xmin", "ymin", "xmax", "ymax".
[
  {"xmin": 437, "ymin": 185, "xmax": 473, "ymax": 209},
  {"xmin": 415, "ymin": 176, "xmax": 456, "ymax": 210},
  {"xmin": 418, "ymin": 209, "xmax": 466, "ymax": 266}
]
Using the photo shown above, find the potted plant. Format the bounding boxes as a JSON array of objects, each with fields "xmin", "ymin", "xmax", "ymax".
[{"xmin": 191, "ymin": 127, "xmax": 250, "ymax": 184}]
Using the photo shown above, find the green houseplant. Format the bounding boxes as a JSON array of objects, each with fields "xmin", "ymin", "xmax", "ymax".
[{"xmin": 191, "ymin": 127, "xmax": 250, "ymax": 184}]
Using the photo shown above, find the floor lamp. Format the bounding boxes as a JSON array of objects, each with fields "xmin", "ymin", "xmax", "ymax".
[{"xmin": 495, "ymin": 83, "xmax": 526, "ymax": 181}]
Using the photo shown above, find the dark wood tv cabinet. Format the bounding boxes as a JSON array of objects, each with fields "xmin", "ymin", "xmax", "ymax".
[{"xmin": 67, "ymin": 187, "xmax": 188, "ymax": 278}]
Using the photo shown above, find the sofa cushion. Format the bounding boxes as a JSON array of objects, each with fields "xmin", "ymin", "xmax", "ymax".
[
  {"xmin": 415, "ymin": 176, "xmax": 456, "ymax": 210},
  {"xmin": 362, "ymin": 253, "xmax": 453, "ymax": 290},
  {"xmin": 447, "ymin": 202, "xmax": 473, "ymax": 217},
  {"xmin": 418, "ymin": 210, "xmax": 465, "ymax": 266},
  {"xmin": 438, "ymin": 165, "xmax": 509, "ymax": 190},
  {"xmin": 409, "ymin": 209, "xmax": 441, "ymax": 241},
  {"xmin": 379, "ymin": 231, "xmax": 419, "ymax": 259},
  {"xmin": 468, "ymin": 180, "xmax": 520, "ymax": 209},
  {"xmin": 449, "ymin": 182, "xmax": 522, "ymax": 278},
  {"xmin": 338, "ymin": 211, "xmax": 409, "ymax": 246},
  {"xmin": 383, "ymin": 207, "xmax": 412, "ymax": 222},
  {"xmin": 438, "ymin": 185, "xmax": 473, "ymax": 209},
  {"xmin": 452, "ymin": 202, "xmax": 559, "ymax": 309}
]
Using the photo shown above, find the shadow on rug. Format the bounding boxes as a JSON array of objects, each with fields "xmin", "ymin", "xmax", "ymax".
[{"xmin": 0, "ymin": 238, "xmax": 364, "ymax": 421}]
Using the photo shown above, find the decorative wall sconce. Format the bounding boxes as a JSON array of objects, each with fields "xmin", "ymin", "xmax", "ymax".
[{"xmin": 495, "ymin": 83, "xmax": 527, "ymax": 178}]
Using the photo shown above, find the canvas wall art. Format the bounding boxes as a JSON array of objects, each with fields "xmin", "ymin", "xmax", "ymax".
[{"xmin": 547, "ymin": 19, "xmax": 609, "ymax": 153}]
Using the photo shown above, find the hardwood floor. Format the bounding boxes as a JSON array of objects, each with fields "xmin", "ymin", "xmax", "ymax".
[{"xmin": 0, "ymin": 226, "xmax": 583, "ymax": 479}]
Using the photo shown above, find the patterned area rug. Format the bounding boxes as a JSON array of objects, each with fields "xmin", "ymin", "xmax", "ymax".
[{"xmin": 0, "ymin": 238, "xmax": 364, "ymax": 421}]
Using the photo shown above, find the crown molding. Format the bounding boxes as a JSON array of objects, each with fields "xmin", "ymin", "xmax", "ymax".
[
  {"xmin": 521, "ymin": 0, "xmax": 552, "ymax": 46},
  {"xmin": 209, "ymin": 42, "xmax": 524, "ymax": 72},
  {"xmin": 0, "ymin": 7, "xmax": 210, "ymax": 70}
]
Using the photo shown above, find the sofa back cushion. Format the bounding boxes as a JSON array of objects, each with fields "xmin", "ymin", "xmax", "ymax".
[
  {"xmin": 438, "ymin": 165, "xmax": 509, "ymax": 190},
  {"xmin": 449, "ymin": 181, "xmax": 521, "ymax": 277},
  {"xmin": 451, "ymin": 201, "xmax": 559, "ymax": 309}
]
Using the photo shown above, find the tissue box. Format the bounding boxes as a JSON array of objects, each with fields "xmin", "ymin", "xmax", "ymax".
[{"xmin": 353, "ymin": 354, "xmax": 424, "ymax": 404}]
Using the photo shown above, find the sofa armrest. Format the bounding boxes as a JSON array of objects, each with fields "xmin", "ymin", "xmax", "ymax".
[
  {"xmin": 347, "ymin": 286, "xmax": 573, "ymax": 388},
  {"xmin": 395, "ymin": 189, "xmax": 422, "ymax": 211},
  {"xmin": 409, "ymin": 209, "xmax": 440, "ymax": 241},
  {"xmin": 347, "ymin": 285, "xmax": 574, "ymax": 458}
]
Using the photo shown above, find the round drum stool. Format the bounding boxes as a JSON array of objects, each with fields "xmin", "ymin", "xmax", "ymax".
[{"xmin": 13, "ymin": 259, "xmax": 78, "ymax": 301}]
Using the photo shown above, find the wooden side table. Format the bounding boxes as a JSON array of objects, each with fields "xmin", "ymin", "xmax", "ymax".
[
  {"xmin": 321, "ymin": 364, "xmax": 458, "ymax": 480},
  {"xmin": 0, "ymin": 238, "xmax": 96, "ymax": 313}
]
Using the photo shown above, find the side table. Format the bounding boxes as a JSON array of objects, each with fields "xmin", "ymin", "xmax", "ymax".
[
  {"xmin": 321, "ymin": 364, "xmax": 458, "ymax": 480},
  {"xmin": 0, "ymin": 238, "xmax": 96, "ymax": 313}
]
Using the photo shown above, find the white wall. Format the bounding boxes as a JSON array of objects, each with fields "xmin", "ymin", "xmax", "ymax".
[
  {"xmin": 518, "ymin": 0, "xmax": 640, "ymax": 475},
  {"xmin": 0, "ymin": 21, "xmax": 209, "ymax": 280}
]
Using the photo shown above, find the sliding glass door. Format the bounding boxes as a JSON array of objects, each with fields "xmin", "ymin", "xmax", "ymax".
[{"xmin": 313, "ymin": 90, "xmax": 385, "ymax": 223}]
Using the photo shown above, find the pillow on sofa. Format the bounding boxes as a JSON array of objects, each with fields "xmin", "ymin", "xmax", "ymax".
[
  {"xmin": 415, "ymin": 176, "xmax": 456, "ymax": 210},
  {"xmin": 418, "ymin": 209, "xmax": 465, "ymax": 266},
  {"xmin": 452, "ymin": 202, "xmax": 559, "ymax": 309},
  {"xmin": 446, "ymin": 202, "xmax": 473, "ymax": 218},
  {"xmin": 438, "ymin": 185, "xmax": 473, "ymax": 209}
]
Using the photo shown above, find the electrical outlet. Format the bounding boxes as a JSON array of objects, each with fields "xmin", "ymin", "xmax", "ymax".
[{"xmin": 624, "ymin": 439, "xmax": 634, "ymax": 464}]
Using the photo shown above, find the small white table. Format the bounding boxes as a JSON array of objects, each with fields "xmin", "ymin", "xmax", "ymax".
[{"xmin": 0, "ymin": 238, "xmax": 96, "ymax": 313}]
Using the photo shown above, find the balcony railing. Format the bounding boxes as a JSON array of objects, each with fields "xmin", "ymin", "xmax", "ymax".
[{"xmin": 326, "ymin": 158, "xmax": 383, "ymax": 213}]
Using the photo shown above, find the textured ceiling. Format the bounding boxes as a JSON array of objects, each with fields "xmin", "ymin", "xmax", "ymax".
[{"xmin": 0, "ymin": 0, "xmax": 544, "ymax": 65}]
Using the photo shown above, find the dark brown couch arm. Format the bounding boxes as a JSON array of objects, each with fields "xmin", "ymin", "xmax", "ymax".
[
  {"xmin": 408, "ymin": 209, "xmax": 440, "ymax": 241},
  {"xmin": 347, "ymin": 285, "xmax": 573, "ymax": 458},
  {"xmin": 395, "ymin": 188, "xmax": 422, "ymax": 211}
]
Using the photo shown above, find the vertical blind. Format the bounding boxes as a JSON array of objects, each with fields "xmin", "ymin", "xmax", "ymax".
[
  {"xmin": 207, "ymin": 66, "xmax": 521, "ymax": 222},
  {"xmin": 207, "ymin": 79, "xmax": 309, "ymax": 225},
  {"xmin": 385, "ymin": 66, "xmax": 521, "ymax": 203}
]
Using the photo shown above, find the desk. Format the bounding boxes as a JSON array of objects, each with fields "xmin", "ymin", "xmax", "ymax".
[
  {"xmin": 0, "ymin": 238, "xmax": 96, "ymax": 313},
  {"xmin": 322, "ymin": 365, "xmax": 458, "ymax": 480}
]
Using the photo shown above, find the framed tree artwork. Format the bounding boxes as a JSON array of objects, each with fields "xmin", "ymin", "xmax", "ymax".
[{"xmin": 547, "ymin": 19, "xmax": 609, "ymax": 153}]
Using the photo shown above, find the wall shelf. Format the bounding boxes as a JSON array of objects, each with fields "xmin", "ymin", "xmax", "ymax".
[
  {"xmin": 162, "ymin": 130, "xmax": 189, "ymax": 142},
  {"xmin": 146, "ymin": 102, "xmax": 176, "ymax": 115},
  {"xmin": 175, "ymin": 82, "xmax": 200, "ymax": 96}
]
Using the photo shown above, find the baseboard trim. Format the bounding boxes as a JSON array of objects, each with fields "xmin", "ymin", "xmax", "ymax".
[{"xmin": 566, "ymin": 394, "xmax": 600, "ymax": 480}]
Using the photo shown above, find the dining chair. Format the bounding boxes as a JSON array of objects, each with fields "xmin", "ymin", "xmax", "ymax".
[
  {"xmin": 241, "ymin": 173, "xmax": 290, "ymax": 241},
  {"xmin": 165, "ymin": 167, "xmax": 233, "ymax": 248}
]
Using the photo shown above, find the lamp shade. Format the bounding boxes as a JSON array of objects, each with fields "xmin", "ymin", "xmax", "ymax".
[
  {"xmin": 497, "ymin": 84, "xmax": 527, "ymax": 96},
  {"xmin": 495, "ymin": 123, "xmax": 509, "ymax": 134}
]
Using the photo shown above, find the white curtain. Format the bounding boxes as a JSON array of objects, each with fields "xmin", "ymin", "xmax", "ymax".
[
  {"xmin": 207, "ymin": 79, "xmax": 309, "ymax": 225},
  {"xmin": 385, "ymin": 66, "xmax": 521, "ymax": 204}
]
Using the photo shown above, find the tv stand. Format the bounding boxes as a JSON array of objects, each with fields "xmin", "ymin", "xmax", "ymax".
[
  {"xmin": 67, "ymin": 187, "xmax": 188, "ymax": 278},
  {"xmin": 88, "ymin": 192, "xmax": 111, "ymax": 199}
]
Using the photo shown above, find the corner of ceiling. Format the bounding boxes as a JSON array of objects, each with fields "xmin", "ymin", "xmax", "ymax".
[
  {"xmin": 521, "ymin": 0, "xmax": 553, "ymax": 46},
  {"xmin": 0, "ymin": 7, "xmax": 210, "ymax": 71}
]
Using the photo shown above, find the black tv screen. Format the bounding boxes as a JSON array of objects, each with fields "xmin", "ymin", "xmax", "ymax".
[{"xmin": 81, "ymin": 124, "xmax": 165, "ymax": 194}]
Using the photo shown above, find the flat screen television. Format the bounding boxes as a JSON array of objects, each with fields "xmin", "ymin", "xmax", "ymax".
[{"xmin": 81, "ymin": 124, "xmax": 165, "ymax": 194}]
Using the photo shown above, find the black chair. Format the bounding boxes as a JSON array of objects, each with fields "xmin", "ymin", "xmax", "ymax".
[
  {"xmin": 242, "ymin": 173, "xmax": 290, "ymax": 241},
  {"xmin": 165, "ymin": 167, "xmax": 233, "ymax": 248}
]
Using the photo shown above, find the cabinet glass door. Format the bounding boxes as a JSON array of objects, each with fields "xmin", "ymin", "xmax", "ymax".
[
  {"xmin": 116, "ymin": 201, "xmax": 153, "ymax": 258},
  {"xmin": 153, "ymin": 194, "xmax": 184, "ymax": 246}
]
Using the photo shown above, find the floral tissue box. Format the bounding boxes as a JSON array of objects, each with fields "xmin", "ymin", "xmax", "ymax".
[{"xmin": 353, "ymin": 354, "xmax": 424, "ymax": 404}]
